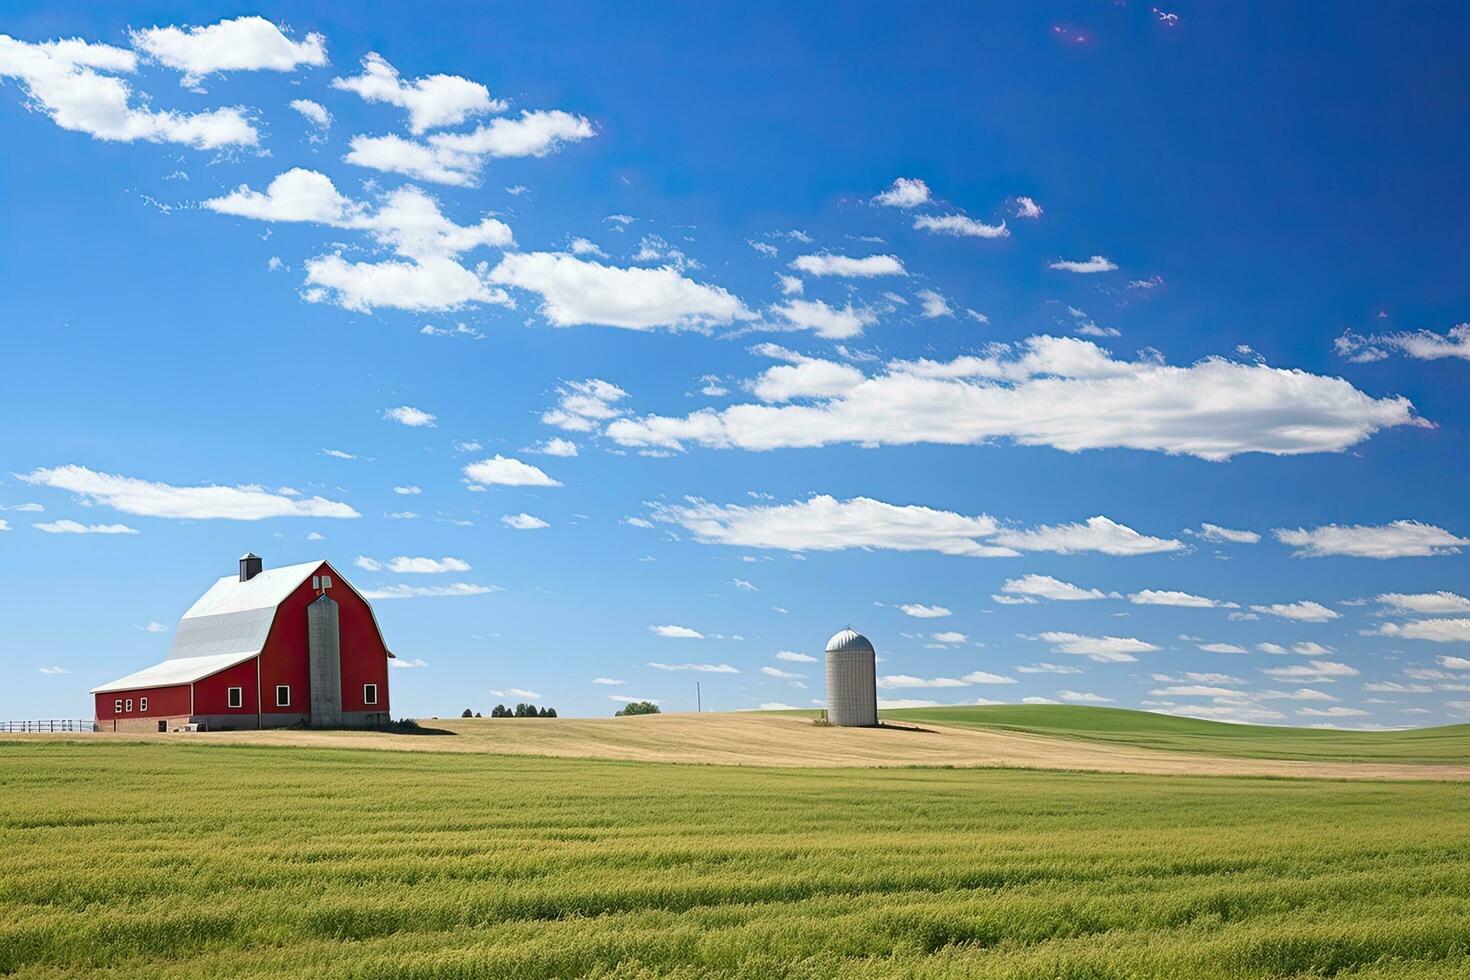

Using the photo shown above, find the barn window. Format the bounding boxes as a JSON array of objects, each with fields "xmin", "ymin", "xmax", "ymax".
[
  {"xmin": 227, "ymin": 687, "xmax": 243, "ymax": 709},
  {"xmin": 125, "ymin": 698, "xmax": 133, "ymax": 712},
  {"xmin": 363, "ymin": 683, "xmax": 378, "ymax": 705},
  {"xmin": 114, "ymin": 699, "xmax": 122, "ymax": 713},
  {"xmin": 276, "ymin": 685, "xmax": 291, "ymax": 707},
  {"xmin": 139, "ymin": 697, "xmax": 148, "ymax": 712}
]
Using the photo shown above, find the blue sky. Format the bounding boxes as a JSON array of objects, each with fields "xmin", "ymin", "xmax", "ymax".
[{"xmin": 3, "ymin": 3, "xmax": 1469, "ymax": 726}]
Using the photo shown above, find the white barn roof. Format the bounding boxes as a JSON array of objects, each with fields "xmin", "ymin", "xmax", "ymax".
[{"xmin": 91, "ymin": 651, "xmax": 258, "ymax": 694}]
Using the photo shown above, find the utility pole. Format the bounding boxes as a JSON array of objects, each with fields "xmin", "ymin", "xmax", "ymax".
[{"xmin": 696, "ymin": 681, "xmax": 702, "ymax": 713}]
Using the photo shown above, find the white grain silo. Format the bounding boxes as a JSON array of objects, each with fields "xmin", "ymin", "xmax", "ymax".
[{"xmin": 825, "ymin": 628, "xmax": 878, "ymax": 727}]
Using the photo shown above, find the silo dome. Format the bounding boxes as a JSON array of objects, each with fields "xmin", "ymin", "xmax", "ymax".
[
  {"xmin": 825, "ymin": 627, "xmax": 878, "ymax": 727},
  {"xmin": 826, "ymin": 628, "xmax": 875, "ymax": 655}
]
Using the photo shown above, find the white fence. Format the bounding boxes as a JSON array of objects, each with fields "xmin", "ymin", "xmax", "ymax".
[{"xmin": 0, "ymin": 719, "xmax": 98, "ymax": 733}]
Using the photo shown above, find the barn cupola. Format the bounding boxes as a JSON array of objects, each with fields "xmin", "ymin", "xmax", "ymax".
[{"xmin": 239, "ymin": 553, "xmax": 263, "ymax": 582}]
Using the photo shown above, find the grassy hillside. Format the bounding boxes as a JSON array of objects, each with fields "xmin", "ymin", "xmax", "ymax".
[
  {"xmin": 882, "ymin": 704, "xmax": 1470, "ymax": 764},
  {"xmin": 4, "ymin": 741, "xmax": 1470, "ymax": 978}
]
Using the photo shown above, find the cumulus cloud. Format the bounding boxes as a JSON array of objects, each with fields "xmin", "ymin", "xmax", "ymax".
[
  {"xmin": 33, "ymin": 519, "xmax": 138, "ymax": 534},
  {"xmin": 873, "ymin": 177, "xmax": 930, "ymax": 208},
  {"xmin": 384, "ymin": 405, "xmax": 437, "ymax": 427},
  {"xmin": 1261, "ymin": 660, "xmax": 1359, "ymax": 681},
  {"xmin": 648, "ymin": 625, "xmax": 705, "ymax": 639},
  {"xmin": 1056, "ymin": 690, "xmax": 1112, "ymax": 703},
  {"xmin": 916, "ymin": 289, "xmax": 953, "ymax": 318},
  {"xmin": 290, "ymin": 98, "xmax": 330, "ymax": 130},
  {"xmin": 1013, "ymin": 196, "xmax": 1043, "ymax": 219},
  {"xmin": 1336, "ymin": 323, "xmax": 1470, "ymax": 364},
  {"xmin": 131, "ymin": 16, "xmax": 325, "ymax": 85},
  {"xmin": 355, "ymin": 555, "xmax": 470, "ymax": 574},
  {"xmin": 899, "ymin": 603, "xmax": 951, "ymax": 618},
  {"xmin": 600, "ymin": 335, "xmax": 1418, "ymax": 460},
  {"xmin": 999, "ymin": 574, "xmax": 1106, "ymax": 602},
  {"xmin": 0, "ymin": 33, "xmax": 257, "ymax": 148},
  {"xmin": 525, "ymin": 437, "xmax": 579, "ymax": 457},
  {"xmin": 331, "ymin": 52, "xmax": 500, "ymax": 133},
  {"xmin": 776, "ymin": 651, "xmax": 818, "ymax": 662},
  {"xmin": 489, "ymin": 252, "xmax": 750, "ymax": 330},
  {"xmin": 1196, "ymin": 523, "xmax": 1261, "ymax": 544},
  {"xmin": 463, "ymin": 455, "xmax": 561, "ymax": 488},
  {"xmin": 1032, "ymin": 631, "xmax": 1161, "ymax": 663},
  {"xmin": 648, "ymin": 660, "xmax": 740, "ymax": 672},
  {"xmin": 343, "ymin": 110, "xmax": 594, "ymax": 185},
  {"xmin": 1376, "ymin": 591, "xmax": 1470, "ymax": 614},
  {"xmin": 748, "ymin": 356, "xmax": 866, "ymax": 402},
  {"xmin": 1273, "ymin": 521, "xmax": 1468, "ymax": 559},
  {"xmin": 543, "ymin": 379, "xmax": 629, "ymax": 431},
  {"xmin": 878, "ymin": 671, "xmax": 1015, "ymax": 689},
  {"xmin": 18, "ymin": 465, "xmax": 357, "ymax": 520},
  {"xmin": 761, "ymin": 665, "xmax": 806, "ymax": 681},
  {"xmin": 769, "ymin": 299, "xmax": 876, "ymax": 339},
  {"xmin": 1249, "ymin": 600, "xmax": 1340, "ymax": 623},
  {"xmin": 501, "ymin": 512, "xmax": 549, "ymax": 530},
  {"xmin": 305, "ymin": 255, "xmax": 510, "ymax": 313},
  {"xmin": 360, "ymin": 582, "xmax": 500, "ymax": 599},
  {"xmin": 913, "ymin": 213, "xmax": 1009, "ymax": 239},
  {"xmin": 1128, "ymin": 589, "xmax": 1228, "ymax": 608},
  {"xmin": 789, "ymin": 254, "xmax": 906, "ymax": 277},
  {"xmin": 1369, "ymin": 619, "xmax": 1470, "ymax": 643},
  {"xmin": 1198, "ymin": 642, "xmax": 1247, "ymax": 654},
  {"xmin": 1049, "ymin": 255, "xmax": 1117, "ymax": 273},
  {"xmin": 647, "ymin": 495, "xmax": 1180, "ymax": 560}
]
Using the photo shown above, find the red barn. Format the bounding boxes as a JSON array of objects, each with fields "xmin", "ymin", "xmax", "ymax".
[{"xmin": 92, "ymin": 554, "xmax": 393, "ymax": 733}]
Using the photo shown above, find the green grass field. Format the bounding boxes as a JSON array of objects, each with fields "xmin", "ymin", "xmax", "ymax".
[
  {"xmin": 4, "ymin": 739, "xmax": 1470, "ymax": 978},
  {"xmin": 882, "ymin": 705, "xmax": 1470, "ymax": 764}
]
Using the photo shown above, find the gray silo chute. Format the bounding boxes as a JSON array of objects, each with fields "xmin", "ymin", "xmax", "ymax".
[
  {"xmin": 306, "ymin": 593, "xmax": 343, "ymax": 727},
  {"xmin": 825, "ymin": 628, "xmax": 878, "ymax": 727}
]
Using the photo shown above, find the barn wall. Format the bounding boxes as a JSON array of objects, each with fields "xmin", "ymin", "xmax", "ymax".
[
  {"xmin": 259, "ymin": 562, "xmax": 390, "ymax": 723},
  {"xmin": 95, "ymin": 684, "xmax": 191, "ymax": 722},
  {"xmin": 192, "ymin": 658, "xmax": 262, "ymax": 719}
]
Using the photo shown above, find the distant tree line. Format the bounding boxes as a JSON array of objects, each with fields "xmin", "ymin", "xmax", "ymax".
[
  {"xmin": 615, "ymin": 701, "xmax": 661, "ymax": 717},
  {"xmin": 464, "ymin": 703, "xmax": 558, "ymax": 718}
]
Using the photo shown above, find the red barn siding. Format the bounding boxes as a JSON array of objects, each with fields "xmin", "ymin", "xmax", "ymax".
[
  {"xmin": 95, "ymin": 683, "xmax": 191, "ymax": 721},
  {"xmin": 192, "ymin": 658, "xmax": 262, "ymax": 716}
]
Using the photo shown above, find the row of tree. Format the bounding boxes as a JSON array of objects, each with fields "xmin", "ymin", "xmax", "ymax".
[
  {"xmin": 462, "ymin": 704, "xmax": 558, "ymax": 718},
  {"xmin": 614, "ymin": 701, "xmax": 661, "ymax": 716}
]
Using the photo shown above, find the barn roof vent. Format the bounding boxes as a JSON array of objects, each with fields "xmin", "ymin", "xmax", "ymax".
[{"xmin": 239, "ymin": 553, "xmax": 263, "ymax": 582}]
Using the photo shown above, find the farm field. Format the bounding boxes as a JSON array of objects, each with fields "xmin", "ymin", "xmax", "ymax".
[
  {"xmin": 14, "ymin": 709, "xmax": 1470, "ymax": 781},
  {"xmin": 881, "ymin": 705, "xmax": 1470, "ymax": 765},
  {"xmin": 4, "ymin": 738, "xmax": 1470, "ymax": 978}
]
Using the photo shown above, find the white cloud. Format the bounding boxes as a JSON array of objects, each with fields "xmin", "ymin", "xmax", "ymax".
[
  {"xmin": 648, "ymin": 625, "xmax": 705, "ymax": 639},
  {"xmin": 1033, "ymin": 631, "xmax": 1160, "ymax": 663},
  {"xmin": 776, "ymin": 274, "xmax": 804, "ymax": 296},
  {"xmin": 0, "ymin": 502, "xmax": 43, "ymax": 512},
  {"xmin": 1298, "ymin": 706, "xmax": 1369, "ymax": 718},
  {"xmin": 140, "ymin": 621, "xmax": 167, "ymax": 633},
  {"xmin": 991, "ymin": 517, "xmax": 1182, "ymax": 556},
  {"xmin": 789, "ymin": 254, "xmax": 906, "ymax": 277},
  {"xmin": 591, "ymin": 677, "xmax": 625, "ymax": 685},
  {"xmin": 899, "ymin": 603, "xmax": 951, "ymax": 618},
  {"xmin": 1440, "ymin": 656, "xmax": 1470, "ymax": 670},
  {"xmin": 542, "ymin": 379, "xmax": 629, "ymax": 431},
  {"xmin": 1049, "ymin": 255, "xmax": 1117, "ymax": 274},
  {"xmin": 501, "ymin": 512, "xmax": 549, "ymax": 530},
  {"xmin": 1261, "ymin": 660, "xmax": 1359, "ymax": 681},
  {"xmin": 1273, "ymin": 521, "xmax": 1468, "ymax": 559},
  {"xmin": 873, "ymin": 177, "xmax": 930, "ymax": 208},
  {"xmin": 37, "ymin": 666, "xmax": 70, "ymax": 675},
  {"xmin": 1249, "ymin": 601, "xmax": 1340, "ymax": 623},
  {"xmin": 931, "ymin": 631, "xmax": 969, "ymax": 644},
  {"xmin": 916, "ymin": 289, "xmax": 953, "ymax": 318},
  {"xmin": 1128, "ymin": 589, "xmax": 1226, "ymax": 608},
  {"xmin": 1336, "ymin": 324, "xmax": 1470, "ymax": 364},
  {"xmin": 393, "ymin": 486, "xmax": 422, "ymax": 496},
  {"xmin": 0, "ymin": 34, "xmax": 257, "ymax": 148},
  {"xmin": 761, "ymin": 665, "xmax": 806, "ymax": 681},
  {"xmin": 769, "ymin": 299, "xmax": 876, "ymax": 339},
  {"xmin": 648, "ymin": 495, "xmax": 1178, "ymax": 560},
  {"xmin": 1376, "ymin": 591, "xmax": 1470, "ymax": 614},
  {"xmin": 305, "ymin": 255, "xmax": 511, "ymax": 314},
  {"xmin": 390, "ymin": 657, "xmax": 429, "ymax": 669},
  {"xmin": 1198, "ymin": 643, "xmax": 1247, "ymax": 654},
  {"xmin": 331, "ymin": 52, "xmax": 500, "ymax": 134},
  {"xmin": 776, "ymin": 650, "xmax": 817, "ymax": 662},
  {"xmin": 602, "ymin": 335, "xmax": 1417, "ymax": 460},
  {"xmin": 1362, "ymin": 681, "xmax": 1433, "ymax": 694},
  {"xmin": 913, "ymin": 213, "xmax": 1009, "ymax": 239},
  {"xmin": 1016, "ymin": 663, "xmax": 1084, "ymax": 674},
  {"xmin": 463, "ymin": 455, "xmax": 561, "ymax": 488},
  {"xmin": 355, "ymin": 555, "xmax": 471, "ymax": 574},
  {"xmin": 749, "ymin": 357, "xmax": 867, "ymax": 401},
  {"xmin": 1150, "ymin": 685, "xmax": 1241, "ymax": 697},
  {"xmin": 1013, "ymin": 196, "xmax": 1043, "ymax": 219},
  {"xmin": 384, "ymin": 405, "xmax": 437, "ymax": 427},
  {"xmin": 524, "ymin": 437, "xmax": 579, "ymax": 457},
  {"xmin": 360, "ymin": 582, "xmax": 500, "ymax": 599},
  {"xmin": 33, "ymin": 519, "xmax": 138, "ymax": 534},
  {"xmin": 1370, "ymin": 619, "xmax": 1470, "ymax": 643},
  {"xmin": 489, "ymin": 252, "xmax": 750, "ymax": 330},
  {"xmin": 491, "ymin": 687, "xmax": 541, "ymax": 699},
  {"xmin": 131, "ymin": 16, "xmax": 326, "ymax": 85},
  {"xmin": 732, "ymin": 578, "xmax": 758, "ymax": 591},
  {"xmin": 878, "ymin": 674, "xmax": 967, "ymax": 689},
  {"xmin": 1000, "ymin": 574, "xmax": 1106, "ymax": 602},
  {"xmin": 1197, "ymin": 523, "xmax": 1261, "ymax": 544},
  {"xmin": 321, "ymin": 449, "xmax": 362, "ymax": 460},
  {"xmin": 290, "ymin": 98, "xmax": 330, "ymax": 129},
  {"xmin": 344, "ymin": 110, "xmax": 594, "ymax": 185},
  {"xmin": 648, "ymin": 661, "xmax": 739, "ymax": 673},
  {"xmin": 1056, "ymin": 690, "xmax": 1112, "ymax": 703},
  {"xmin": 19, "ymin": 465, "xmax": 357, "ymax": 520}
]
